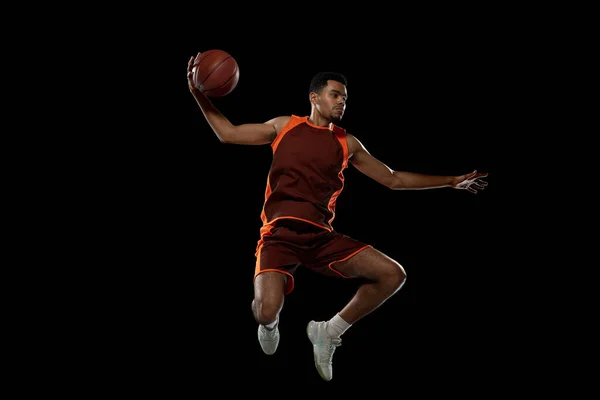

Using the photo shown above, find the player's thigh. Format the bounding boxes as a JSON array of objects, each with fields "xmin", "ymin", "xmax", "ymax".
[{"xmin": 335, "ymin": 247, "xmax": 405, "ymax": 281}]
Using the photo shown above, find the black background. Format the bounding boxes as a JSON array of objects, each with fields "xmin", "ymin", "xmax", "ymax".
[{"xmin": 75, "ymin": 15, "xmax": 504, "ymax": 393}]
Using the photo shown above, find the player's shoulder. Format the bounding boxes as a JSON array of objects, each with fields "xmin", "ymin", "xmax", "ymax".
[
  {"xmin": 345, "ymin": 132, "xmax": 358, "ymax": 145},
  {"xmin": 345, "ymin": 133, "xmax": 364, "ymax": 155}
]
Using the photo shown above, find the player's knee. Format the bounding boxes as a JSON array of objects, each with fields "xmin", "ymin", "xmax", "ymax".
[
  {"xmin": 252, "ymin": 298, "xmax": 280, "ymax": 325},
  {"xmin": 386, "ymin": 262, "xmax": 407, "ymax": 291}
]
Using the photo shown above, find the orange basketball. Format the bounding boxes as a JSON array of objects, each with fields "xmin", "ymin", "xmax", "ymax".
[{"xmin": 192, "ymin": 49, "xmax": 240, "ymax": 97}]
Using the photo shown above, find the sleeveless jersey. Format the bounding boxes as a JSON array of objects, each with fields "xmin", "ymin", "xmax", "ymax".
[{"xmin": 259, "ymin": 115, "xmax": 349, "ymax": 234}]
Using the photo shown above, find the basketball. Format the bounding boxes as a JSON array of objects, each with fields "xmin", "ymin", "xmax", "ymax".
[{"xmin": 192, "ymin": 50, "xmax": 240, "ymax": 97}]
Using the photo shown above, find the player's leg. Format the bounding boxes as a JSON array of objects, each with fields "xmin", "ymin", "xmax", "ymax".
[
  {"xmin": 252, "ymin": 270, "xmax": 291, "ymax": 356},
  {"xmin": 307, "ymin": 245, "xmax": 406, "ymax": 380},
  {"xmin": 252, "ymin": 271, "xmax": 287, "ymax": 326},
  {"xmin": 253, "ymin": 220, "xmax": 310, "ymax": 355},
  {"xmin": 334, "ymin": 247, "xmax": 406, "ymax": 324}
]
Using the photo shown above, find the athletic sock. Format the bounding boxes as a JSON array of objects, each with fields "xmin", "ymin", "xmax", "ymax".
[{"xmin": 326, "ymin": 313, "xmax": 351, "ymax": 338}]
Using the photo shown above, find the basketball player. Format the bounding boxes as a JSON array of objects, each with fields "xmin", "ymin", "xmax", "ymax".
[{"xmin": 186, "ymin": 53, "xmax": 488, "ymax": 381}]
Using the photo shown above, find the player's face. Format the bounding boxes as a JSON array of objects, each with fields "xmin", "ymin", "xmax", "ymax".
[{"xmin": 316, "ymin": 80, "xmax": 347, "ymax": 123}]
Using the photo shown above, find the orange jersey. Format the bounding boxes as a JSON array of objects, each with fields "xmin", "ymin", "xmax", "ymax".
[{"xmin": 259, "ymin": 115, "xmax": 349, "ymax": 235}]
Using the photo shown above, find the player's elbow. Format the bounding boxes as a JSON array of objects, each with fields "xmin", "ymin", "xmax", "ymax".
[
  {"xmin": 388, "ymin": 175, "xmax": 407, "ymax": 190},
  {"xmin": 215, "ymin": 130, "xmax": 236, "ymax": 144},
  {"xmin": 212, "ymin": 124, "xmax": 238, "ymax": 144},
  {"xmin": 217, "ymin": 135, "xmax": 232, "ymax": 144}
]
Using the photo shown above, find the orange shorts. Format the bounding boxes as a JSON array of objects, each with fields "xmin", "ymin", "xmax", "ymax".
[{"xmin": 254, "ymin": 218, "xmax": 371, "ymax": 294}]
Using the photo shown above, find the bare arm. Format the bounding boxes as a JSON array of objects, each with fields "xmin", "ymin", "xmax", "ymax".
[
  {"xmin": 187, "ymin": 54, "xmax": 290, "ymax": 145},
  {"xmin": 347, "ymin": 134, "xmax": 488, "ymax": 193}
]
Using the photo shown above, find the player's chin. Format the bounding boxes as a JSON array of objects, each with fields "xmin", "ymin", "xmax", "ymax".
[{"xmin": 330, "ymin": 112, "xmax": 343, "ymax": 123}]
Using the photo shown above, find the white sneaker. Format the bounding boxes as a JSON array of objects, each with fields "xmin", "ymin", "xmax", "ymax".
[
  {"xmin": 258, "ymin": 323, "xmax": 280, "ymax": 355},
  {"xmin": 306, "ymin": 321, "xmax": 341, "ymax": 381}
]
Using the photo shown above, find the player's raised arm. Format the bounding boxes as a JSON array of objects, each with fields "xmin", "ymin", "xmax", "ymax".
[
  {"xmin": 347, "ymin": 134, "xmax": 488, "ymax": 193},
  {"xmin": 187, "ymin": 54, "xmax": 290, "ymax": 145}
]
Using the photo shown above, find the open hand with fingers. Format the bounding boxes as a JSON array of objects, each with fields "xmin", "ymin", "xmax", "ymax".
[{"xmin": 451, "ymin": 170, "xmax": 489, "ymax": 194}]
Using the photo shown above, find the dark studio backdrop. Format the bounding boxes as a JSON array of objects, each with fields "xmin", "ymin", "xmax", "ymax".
[{"xmin": 84, "ymin": 20, "xmax": 502, "ymax": 391}]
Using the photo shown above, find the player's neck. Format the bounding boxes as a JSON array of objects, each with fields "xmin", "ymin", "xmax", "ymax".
[{"xmin": 308, "ymin": 112, "xmax": 332, "ymax": 127}]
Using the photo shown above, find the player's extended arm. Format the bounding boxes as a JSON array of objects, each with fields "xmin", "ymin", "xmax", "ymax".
[
  {"xmin": 187, "ymin": 55, "xmax": 289, "ymax": 145},
  {"xmin": 347, "ymin": 134, "xmax": 488, "ymax": 193}
]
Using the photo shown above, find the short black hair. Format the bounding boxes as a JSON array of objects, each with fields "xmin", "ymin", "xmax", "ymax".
[{"xmin": 309, "ymin": 72, "xmax": 347, "ymax": 95}]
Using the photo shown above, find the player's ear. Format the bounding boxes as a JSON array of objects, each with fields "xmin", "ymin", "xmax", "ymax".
[{"xmin": 309, "ymin": 92, "xmax": 318, "ymax": 105}]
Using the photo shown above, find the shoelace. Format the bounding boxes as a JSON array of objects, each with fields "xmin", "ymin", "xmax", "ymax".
[{"xmin": 260, "ymin": 326, "xmax": 278, "ymax": 339}]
